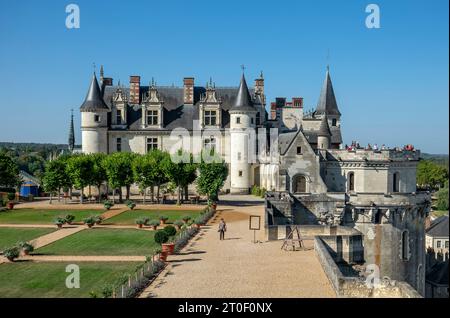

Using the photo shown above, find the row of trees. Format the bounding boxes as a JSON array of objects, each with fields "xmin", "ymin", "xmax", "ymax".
[
  {"xmin": 42, "ymin": 150, "xmax": 228, "ymax": 205},
  {"xmin": 417, "ymin": 160, "xmax": 448, "ymax": 190}
]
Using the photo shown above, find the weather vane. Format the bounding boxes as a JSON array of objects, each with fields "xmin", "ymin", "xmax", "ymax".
[{"xmin": 241, "ymin": 64, "xmax": 246, "ymax": 73}]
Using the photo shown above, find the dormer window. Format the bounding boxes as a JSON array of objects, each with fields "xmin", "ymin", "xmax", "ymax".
[
  {"xmin": 116, "ymin": 110, "xmax": 122, "ymax": 124},
  {"xmin": 147, "ymin": 110, "xmax": 159, "ymax": 126},
  {"xmin": 204, "ymin": 110, "xmax": 217, "ymax": 126}
]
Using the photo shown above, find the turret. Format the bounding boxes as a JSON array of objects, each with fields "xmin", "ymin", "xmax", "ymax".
[
  {"xmin": 80, "ymin": 72, "xmax": 110, "ymax": 153},
  {"xmin": 229, "ymin": 72, "xmax": 257, "ymax": 194},
  {"xmin": 317, "ymin": 115, "xmax": 331, "ymax": 149}
]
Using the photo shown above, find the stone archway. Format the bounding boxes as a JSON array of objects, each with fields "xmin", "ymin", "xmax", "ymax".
[{"xmin": 293, "ymin": 175, "xmax": 307, "ymax": 193}]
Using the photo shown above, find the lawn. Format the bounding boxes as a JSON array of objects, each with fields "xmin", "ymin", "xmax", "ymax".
[
  {"xmin": 0, "ymin": 228, "xmax": 56, "ymax": 251},
  {"xmin": 35, "ymin": 228, "xmax": 159, "ymax": 256},
  {"xmin": 0, "ymin": 209, "xmax": 103, "ymax": 224},
  {"xmin": 106, "ymin": 209, "xmax": 201, "ymax": 225},
  {"xmin": 0, "ymin": 262, "xmax": 141, "ymax": 298},
  {"xmin": 431, "ymin": 210, "xmax": 449, "ymax": 217}
]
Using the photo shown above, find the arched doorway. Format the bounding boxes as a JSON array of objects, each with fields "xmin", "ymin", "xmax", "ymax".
[{"xmin": 293, "ymin": 175, "xmax": 307, "ymax": 193}]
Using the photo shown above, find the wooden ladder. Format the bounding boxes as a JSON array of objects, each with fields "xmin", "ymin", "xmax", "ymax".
[{"xmin": 281, "ymin": 225, "xmax": 304, "ymax": 251}]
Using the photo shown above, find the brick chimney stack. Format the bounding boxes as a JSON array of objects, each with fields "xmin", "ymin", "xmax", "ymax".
[
  {"xmin": 129, "ymin": 76, "xmax": 141, "ymax": 104},
  {"xmin": 183, "ymin": 77, "xmax": 194, "ymax": 105},
  {"xmin": 292, "ymin": 97, "xmax": 303, "ymax": 108},
  {"xmin": 255, "ymin": 72, "xmax": 265, "ymax": 104}
]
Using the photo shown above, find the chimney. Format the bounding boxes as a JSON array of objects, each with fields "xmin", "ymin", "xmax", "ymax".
[
  {"xmin": 183, "ymin": 77, "xmax": 194, "ymax": 105},
  {"xmin": 292, "ymin": 97, "xmax": 303, "ymax": 108},
  {"xmin": 270, "ymin": 102, "xmax": 277, "ymax": 120},
  {"xmin": 129, "ymin": 75, "xmax": 141, "ymax": 104},
  {"xmin": 255, "ymin": 76, "xmax": 265, "ymax": 104}
]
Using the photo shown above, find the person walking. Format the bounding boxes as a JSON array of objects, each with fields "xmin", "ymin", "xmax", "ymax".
[{"xmin": 218, "ymin": 218, "xmax": 227, "ymax": 240}]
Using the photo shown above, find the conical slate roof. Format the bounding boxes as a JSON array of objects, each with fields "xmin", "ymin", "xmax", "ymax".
[
  {"xmin": 68, "ymin": 111, "xmax": 75, "ymax": 151},
  {"xmin": 80, "ymin": 73, "xmax": 109, "ymax": 112},
  {"xmin": 315, "ymin": 70, "xmax": 341, "ymax": 116},
  {"xmin": 230, "ymin": 74, "xmax": 255, "ymax": 112},
  {"xmin": 318, "ymin": 115, "xmax": 331, "ymax": 137}
]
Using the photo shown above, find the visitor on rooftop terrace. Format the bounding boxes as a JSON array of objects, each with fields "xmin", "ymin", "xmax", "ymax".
[
  {"xmin": 367, "ymin": 143, "xmax": 372, "ymax": 150},
  {"xmin": 381, "ymin": 144, "xmax": 387, "ymax": 150},
  {"xmin": 373, "ymin": 144, "xmax": 378, "ymax": 150}
]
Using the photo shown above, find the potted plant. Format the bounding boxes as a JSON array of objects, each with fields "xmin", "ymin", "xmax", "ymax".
[
  {"xmin": 7, "ymin": 192, "xmax": 15, "ymax": 210},
  {"xmin": 162, "ymin": 225, "xmax": 177, "ymax": 254},
  {"xmin": 193, "ymin": 217, "xmax": 203, "ymax": 229},
  {"xmin": 174, "ymin": 220, "xmax": 184, "ymax": 231},
  {"xmin": 18, "ymin": 241, "xmax": 34, "ymax": 256},
  {"xmin": 103, "ymin": 200, "xmax": 113, "ymax": 210},
  {"xmin": 126, "ymin": 200, "xmax": 136, "ymax": 210},
  {"xmin": 94, "ymin": 215, "xmax": 104, "ymax": 225},
  {"xmin": 182, "ymin": 215, "xmax": 191, "ymax": 224},
  {"xmin": 159, "ymin": 215, "xmax": 169, "ymax": 226},
  {"xmin": 64, "ymin": 214, "xmax": 75, "ymax": 225},
  {"xmin": 53, "ymin": 217, "xmax": 66, "ymax": 229},
  {"xmin": 155, "ymin": 230, "xmax": 169, "ymax": 261},
  {"xmin": 149, "ymin": 219, "xmax": 159, "ymax": 230},
  {"xmin": 83, "ymin": 216, "xmax": 96, "ymax": 228},
  {"xmin": 3, "ymin": 246, "xmax": 20, "ymax": 262},
  {"xmin": 135, "ymin": 217, "xmax": 147, "ymax": 229}
]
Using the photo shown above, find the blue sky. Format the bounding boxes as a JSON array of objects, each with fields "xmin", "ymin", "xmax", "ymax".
[{"xmin": 0, "ymin": 0, "xmax": 448, "ymax": 154}]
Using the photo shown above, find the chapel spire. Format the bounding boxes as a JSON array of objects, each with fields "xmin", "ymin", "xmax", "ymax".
[{"xmin": 315, "ymin": 68, "xmax": 341, "ymax": 116}]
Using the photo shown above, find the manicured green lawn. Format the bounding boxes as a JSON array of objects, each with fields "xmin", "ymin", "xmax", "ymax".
[
  {"xmin": 0, "ymin": 209, "xmax": 103, "ymax": 224},
  {"xmin": 0, "ymin": 228, "xmax": 56, "ymax": 251},
  {"xmin": 0, "ymin": 262, "xmax": 140, "ymax": 298},
  {"xmin": 432, "ymin": 210, "xmax": 449, "ymax": 217},
  {"xmin": 35, "ymin": 228, "xmax": 159, "ymax": 256},
  {"xmin": 106, "ymin": 209, "xmax": 201, "ymax": 225}
]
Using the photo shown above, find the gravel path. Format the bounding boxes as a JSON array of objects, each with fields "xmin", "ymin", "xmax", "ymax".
[
  {"xmin": 29, "ymin": 226, "xmax": 86, "ymax": 249},
  {"xmin": 140, "ymin": 199, "xmax": 335, "ymax": 298}
]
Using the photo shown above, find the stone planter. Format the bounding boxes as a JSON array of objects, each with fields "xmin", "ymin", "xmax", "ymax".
[
  {"xmin": 7, "ymin": 202, "xmax": 14, "ymax": 210},
  {"xmin": 159, "ymin": 251, "xmax": 168, "ymax": 262},
  {"xmin": 152, "ymin": 225, "xmax": 158, "ymax": 231},
  {"xmin": 137, "ymin": 224, "xmax": 143, "ymax": 229}
]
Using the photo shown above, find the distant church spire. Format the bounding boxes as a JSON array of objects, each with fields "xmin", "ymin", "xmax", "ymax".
[
  {"xmin": 68, "ymin": 109, "xmax": 75, "ymax": 152},
  {"xmin": 315, "ymin": 68, "xmax": 341, "ymax": 116}
]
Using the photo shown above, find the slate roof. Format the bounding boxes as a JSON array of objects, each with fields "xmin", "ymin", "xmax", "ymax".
[
  {"xmin": 102, "ymin": 85, "xmax": 256, "ymax": 130},
  {"xmin": 318, "ymin": 115, "xmax": 332, "ymax": 137},
  {"xmin": 314, "ymin": 70, "xmax": 341, "ymax": 116},
  {"xmin": 80, "ymin": 73, "xmax": 109, "ymax": 112},
  {"xmin": 303, "ymin": 129, "xmax": 342, "ymax": 145},
  {"xmin": 278, "ymin": 130, "xmax": 301, "ymax": 155},
  {"xmin": 426, "ymin": 216, "xmax": 449, "ymax": 238},
  {"xmin": 229, "ymin": 74, "xmax": 255, "ymax": 112},
  {"xmin": 426, "ymin": 260, "xmax": 449, "ymax": 286}
]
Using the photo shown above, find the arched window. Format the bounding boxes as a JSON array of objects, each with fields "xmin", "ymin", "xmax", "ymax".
[
  {"xmin": 401, "ymin": 230, "xmax": 409, "ymax": 260},
  {"xmin": 393, "ymin": 172, "xmax": 400, "ymax": 193},
  {"xmin": 348, "ymin": 172, "xmax": 355, "ymax": 192},
  {"xmin": 293, "ymin": 175, "xmax": 307, "ymax": 193}
]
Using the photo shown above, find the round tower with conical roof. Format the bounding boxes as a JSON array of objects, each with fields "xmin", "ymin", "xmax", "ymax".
[
  {"xmin": 229, "ymin": 73, "xmax": 257, "ymax": 194},
  {"xmin": 80, "ymin": 73, "xmax": 110, "ymax": 153},
  {"xmin": 317, "ymin": 115, "xmax": 331, "ymax": 149}
]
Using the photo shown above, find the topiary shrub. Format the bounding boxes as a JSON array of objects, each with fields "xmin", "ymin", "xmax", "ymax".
[
  {"xmin": 103, "ymin": 200, "xmax": 113, "ymax": 210},
  {"xmin": 182, "ymin": 215, "xmax": 191, "ymax": 223},
  {"xmin": 83, "ymin": 216, "xmax": 97, "ymax": 228},
  {"xmin": 149, "ymin": 219, "xmax": 159, "ymax": 229},
  {"xmin": 174, "ymin": 220, "xmax": 184, "ymax": 230},
  {"xmin": 159, "ymin": 215, "xmax": 169, "ymax": 224},
  {"xmin": 3, "ymin": 246, "xmax": 20, "ymax": 261},
  {"xmin": 53, "ymin": 217, "xmax": 66, "ymax": 228},
  {"xmin": 64, "ymin": 214, "xmax": 75, "ymax": 224},
  {"xmin": 154, "ymin": 230, "xmax": 169, "ymax": 245},
  {"xmin": 18, "ymin": 241, "xmax": 34, "ymax": 254},
  {"xmin": 7, "ymin": 192, "xmax": 15, "ymax": 201},
  {"xmin": 163, "ymin": 225, "xmax": 177, "ymax": 237},
  {"xmin": 126, "ymin": 200, "xmax": 136, "ymax": 210}
]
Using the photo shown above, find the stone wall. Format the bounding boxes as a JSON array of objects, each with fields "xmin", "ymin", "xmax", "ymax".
[{"xmin": 314, "ymin": 237, "xmax": 422, "ymax": 298}]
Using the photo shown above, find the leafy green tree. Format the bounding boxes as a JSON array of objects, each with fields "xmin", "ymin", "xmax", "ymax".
[
  {"xmin": 42, "ymin": 157, "xmax": 71, "ymax": 203},
  {"xmin": 436, "ymin": 182, "xmax": 449, "ymax": 211},
  {"xmin": 196, "ymin": 152, "xmax": 228, "ymax": 203},
  {"xmin": 0, "ymin": 152, "xmax": 21, "ymax": 190},
  {"xmin": 417, "ymin": 160, "xmax": 448, "ymax": 190},
  {"xmin": 102, "ymin": 152, "xmax": 136, "ymax": 203},
  {"xmin": 88, "ymin": 153, "xmax": 107, "ymax": 202},
  {"xmin": 66, "ymin": 154, "xmax": 93, "ymax": 204},
  {"xmin": 164, "ymin": 150, "xmax": 197, "ymax": 205},
  {"xmin": 132, "ymin": 153, "xmax": 155, "ymax": 203}
]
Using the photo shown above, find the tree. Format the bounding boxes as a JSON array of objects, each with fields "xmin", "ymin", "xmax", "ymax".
[
  {"xmin": 164, "ymin": 150, "xmax": 197, "ymax": 205},
  {"xmin": 132, "ymin": 153, "xmax": 155, "ymax": 204},
  {"xmin": 436, "ymin": 181, "xmax": 449, "ymax": 211},
  {"xmin": 42, "ymin": 157, "xmax": 71, "ymax": 203},
  {"xmin": 150, "ymin": 150, "xmax": 170, "ymax": 203},
  {"xmin": 102, "ymin": 152, "xmax": 136, "ymax": 203},
  {"xmin": 0, "ymin": 152, "xmax": 21, "ymax": 190},
  {"xmin": 196, "ymin": 152, "xmax": 228, "ymax": 203},
  {"xmin": 417, "ymin": 160, "xmax": 448, "ymax": 190},
  {"xmin": 66, "ymin": 154, "xmax": 93, "ymax": 204},
  {"xmin": 88, "ymin": 153, "xmax": 107, "ymax": 202}
]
